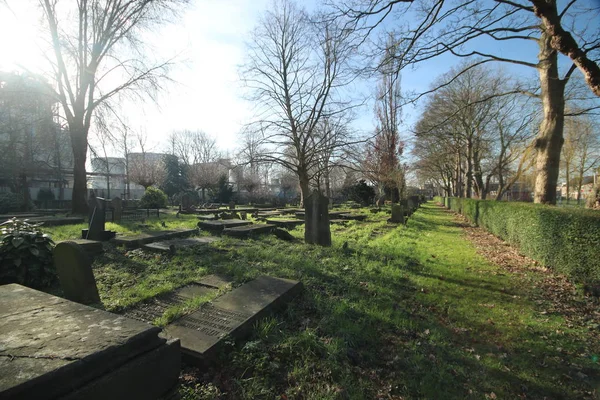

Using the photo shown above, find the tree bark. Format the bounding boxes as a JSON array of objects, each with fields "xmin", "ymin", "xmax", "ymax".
[
  {"xmin": 71, "ymin": 125, "xmax": 89, "ymax": 214},
  {"xmin": 534, "ymin": 27, "xmax": 565, "ymax": 205}
]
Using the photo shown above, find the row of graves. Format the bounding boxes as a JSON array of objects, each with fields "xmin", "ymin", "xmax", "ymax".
[
  {"xmin": 0, "ymin": 191, "xmax": 389, "ymax": 399},
  {"xmin": 386, "ymin": 195, "xmax": 425, "ymax": 224},
  {"xmin": 0, "ymin": 194, "xmax": 308, "ymax": 399}
]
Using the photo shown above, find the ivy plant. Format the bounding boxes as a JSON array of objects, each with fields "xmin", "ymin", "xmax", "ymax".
[{"xmin": 0, "ymin": 218, "xmax": 56, "ymax": 288}]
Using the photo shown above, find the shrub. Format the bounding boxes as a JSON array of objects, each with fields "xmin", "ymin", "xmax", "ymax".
[
  {"xmin": 0, "ymin": 218, "xmax": 56, "ymax": 288},
  {"xmin": 36, "ymin": 188, "xmax": 55, "ymax": 202},
  {"xmin": 0, "ymin": 192, "xmax": 20, "ymax": 214},
  {"xmin": 341, "ymin": 180, "xmax": 375, "ymax": 206},
  {"xmin": 140, "ymin": 186, "xmax": 168, "ymax": 209},
  {"xmin": 440, "ymin": 197, "xmax": 600, "ymax": 283}
]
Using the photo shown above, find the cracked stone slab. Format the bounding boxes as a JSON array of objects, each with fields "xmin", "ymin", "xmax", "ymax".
[
  {"xmin": 222, "ymin": 224, "xmax": 275, "ymax": 237},
  {"xmin": 197, "ymin": 219, "xmax": 252, "ymax": 232},
  {"xmin": 264, "ymin": 219, "xmax": 304, "ymax": 229},
  {"xmin": 113, "ymin": 228, "xmax": 198, "ymax": 249},
  {"xmin": 142, "ymin": 237, "xmax": 221, "ymax": 253},
  {"xmin": 0, "ymin": 284, "xmax": 165, "ymax": 400},
  {"xmin": 162, "ymin": 276, "xmax": 302, "ymax": 364}
]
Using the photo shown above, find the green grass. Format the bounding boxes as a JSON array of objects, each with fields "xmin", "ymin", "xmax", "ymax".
[{"xmin": 43, "ymin": 204, "xmax": 599, "ymax": 399}]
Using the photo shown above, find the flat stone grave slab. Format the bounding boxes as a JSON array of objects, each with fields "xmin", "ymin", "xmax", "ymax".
[
  {"xmin": 328, "ymin": 211, "xmax": 347, "ymax": 217},
  {"xmin": 294, "ymin": 211, "xmax": 305, "ymax": 219},
  {"xmin": 27, "ymin": 216, "xmax": 85, "ymax": 226},
  {"xmin": 0, "ymin": 284, "xmax": 179, "ymax": 400},
  {"xmin": 278, "ymin": 208, "xmax": 302, "ymax": 214},
  {"xmin": 256, "ymin": 210, "xmax": 283, "ymax": 217},
  {"xmin": 143, "ymin": 236, "xmax": 221, "ymax": 253},
  {"xmin": 198, "ymin": 219, "xmax": 252, "ymax": 232},
  {"xmin": 122, "ymin": 274, "xmax": 233, "ymax": 323},
  {"xmin": 233, "ymin": 207, "xmax": 259, "ymax": 213},
  {"xmin": 338, "ymin": 213, "xmax": 367, "ymax": 221},
  {"xmin": 163, "ymin": 276, "xmax": 302, "ymax": 364},
  {"xmin": 330, "ymin": 219, "xmax": 350, "ymax": 225},
  {"xmin": 265, "ymin": 219, "xmax": 305, "ymax": 229},
  {"xmin": 113, "ymin": 228, "xmax": 197, "ymax": 249},
  {"xmin": 222, "ymin": 224, "xmax": 276, "ymax": 237},
  {"xmin": 197, "ymin": 214, "xmax": 219, "ymax": 220}
]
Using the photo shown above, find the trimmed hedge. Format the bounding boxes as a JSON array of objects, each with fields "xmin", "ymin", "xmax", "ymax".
[{"xmin": 438, "ymin": 197, "xmax": 600, "ymax": 283}]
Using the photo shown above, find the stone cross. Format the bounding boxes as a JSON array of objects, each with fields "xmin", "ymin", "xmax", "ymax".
[
  {"xmin": 390, "ymin": 204, "xmax": 404, "ymax": 224},
  {"xmin": 304, "ymin": 190, "xmax": 331, "ymax": 246},
  {"xmin": 87, "ymin": 195, "xmax": 107, "ymax": 241},
  {"xmin": 53, "ymin": 241, "xmax": 101, "ymax": 305},
  {"xmin": 112, "ymin": 196, "xmax": 123, "ymax": 222}
]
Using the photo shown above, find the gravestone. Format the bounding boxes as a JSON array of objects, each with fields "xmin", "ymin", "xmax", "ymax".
[
  {"xmin": 389, "ymin": 204, "xmax": 404, "ymax": 224},
  {"xmin": 181, "ymin": 193, "xmax": 193, "ymax": 211},
  {"xmin": 304, "ymin": 190, "xmax": 331, "ymax": 246},
  {"xmin": 112, "ymin": 196, "xmax": 123, "ymax": 222},
  {"xmin": 240, "ymin": 211, "xmax": 247, "ymax": 220},
  {"xmin": 53, "ymin": 241, "xmax": 101, "ymax": 305},
  {"xmin": 229, "ymin": 201, "xmax": 235, "ymax": 210},
  {"xmin": 85, "ymin": 194, "xmax": 113, "ymax": 241}
]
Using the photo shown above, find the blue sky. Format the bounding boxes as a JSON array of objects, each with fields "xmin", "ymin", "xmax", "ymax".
[{"xmin": 0, "ymin": 0, "xmax": 598, "ymax": 157}]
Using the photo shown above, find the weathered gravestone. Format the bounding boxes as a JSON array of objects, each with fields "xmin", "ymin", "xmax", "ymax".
[
  {"xmin": 229, "ymin": 201, "xmax": 236, "ymax": 210},
  {"xmin": 112, "ymin": 196, "xmax": 123, "ymax": 222},
  {"xmin": 304, "ymin": 190, "xmax": 331, "ymax": 246},
  {"xmin": 83, "ymin": 194, "xmax": 115, "ymax": 241},
  {"xmin": 181, "ymin": 193, "xmax": 193, "ymax": 211},
  {"xmin": 53, "ymin": 241, "xmax": 101, "ymax": 305},
  {"xmin": 389, "ymin": 204, "xmax": 404, "ymax": 224}
]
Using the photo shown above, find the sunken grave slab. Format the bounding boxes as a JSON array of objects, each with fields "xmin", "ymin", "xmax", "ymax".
[
  {"xmin": 265, "ymin": 219, "xmax": 305, "ymax": 229},
  {"xmin": 113, "ymin": 228, "xmax": 198, "ymax": 249},
  {"xmin": 122, "ymin": 274, "xmax": 233, "ymax": 323},
  {"xmin": 222, "ymin": 224, "xmax": 276, "ymax": 237},
  {"xmin": 338, "ymin": 213, "xmax": 367, "ymax": 221},
  {"xmin": 256, "ymin": 211, "xmax": 283, "ymax": 217},
  {"xmin": 197, "ymin": 219, "xmax": 252, "ymax": 232},
  {"xmin": 163, "ymin": 276, "xmax": 302, "ymax": 364},
  {"xmin": 142, "ymin": 236, "xmax": 221, "ymax": 253},
  {"xmin": 27, "ymin": 217, "xmax": 84, "ymax": 226},
  {"xmin": 330, "ymin": 219, "xmax": 351, "ymax": 224},
  {"xmin": 0, "ymin": 284, "xmax": 179, "ymax": 400},
  {"xmin": 197, "ymin": 214, "xmax": 219, "ymax": 221}
]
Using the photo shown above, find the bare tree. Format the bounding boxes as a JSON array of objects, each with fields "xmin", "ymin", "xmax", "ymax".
[
  {"xmin": 414, "ymin": 63, "xmax": 536, "ymax": 200},
  {"xmin": 39, "ymin": 0, "xmax": 187, "ymax": 213},
  {"xmin": 363, "ymin": 39, "xmax": 404, "ymax": 203},
  {"xmin": 561, "ymin": 115, "xmax": 600, "ymax": 203},
  {"xmin": 169, "ymin": 130, "xmax": 223, "ymax": 200},
  {"xmin": 241, "ymin": 0, "xmax": 361, "ymax": 215},
  {"xmin": 128, "ymin": 132, "xmax": 165, "ymax": 189},
  {"xmin": 332, "ymin": 0, "xmax": 600, "ymax": 204}
]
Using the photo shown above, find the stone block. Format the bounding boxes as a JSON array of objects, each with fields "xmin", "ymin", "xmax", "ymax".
[{"xmin": 0, "ymin": 284, "xmax": 167, "ymax": 400}]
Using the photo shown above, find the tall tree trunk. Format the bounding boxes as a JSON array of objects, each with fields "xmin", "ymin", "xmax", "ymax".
[
  {"xmin": 71, "ymin": 126, "xmax": 88, "ymax": 214},
  {"xmin": 466, "ymin": 136, "xmax": 473, "ymax": 198},
  {"xmin": 534, "ymin": 26, "xmax": 565, "ymax": 205}
]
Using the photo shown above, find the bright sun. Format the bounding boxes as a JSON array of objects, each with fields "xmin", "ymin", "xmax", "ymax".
[{"xmin": 0, "ymin": 2, "xmax": 47, "ymax": 72}]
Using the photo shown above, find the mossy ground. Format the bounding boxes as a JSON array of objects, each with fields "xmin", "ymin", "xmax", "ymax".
[{"xmin": 44, "ymin": 203, "xmax": 599, "ymax": 399}]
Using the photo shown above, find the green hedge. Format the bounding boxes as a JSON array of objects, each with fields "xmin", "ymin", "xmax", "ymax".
[{"xmin": 439, "ymin": 197, "xmax": 600, "ymax": 283}]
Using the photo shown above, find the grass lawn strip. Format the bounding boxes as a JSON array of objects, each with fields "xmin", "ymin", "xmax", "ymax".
[{"xmin": 42, "ymin": 204, "xmax": 600, "ymax": 399}]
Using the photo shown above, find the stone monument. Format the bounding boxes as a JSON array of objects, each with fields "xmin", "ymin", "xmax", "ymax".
[
  {"xmin": 389, "ymin": 204, "xmax": 404, "ymax": 224},
  {"xmin": 112, "ymin": 196, "xmax": 123, "ymax": 222},
  {"xmin": 304, "ymin": 190, "xmax": 331, "ymax": 246},
  {"xmin": 53, "ymin": 241, "xmax": 101, "ymax": 305}
]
